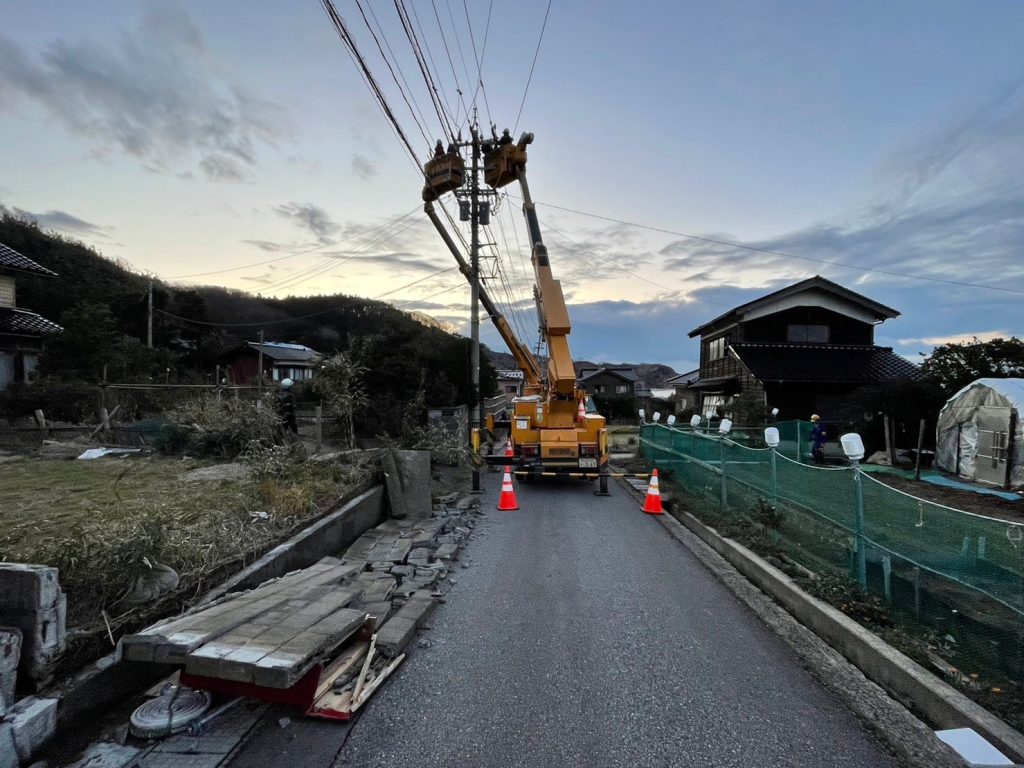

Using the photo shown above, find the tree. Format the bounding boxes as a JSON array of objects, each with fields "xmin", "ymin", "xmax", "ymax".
[
  {"xmin": 313, "ymin": 352, "xmax": 369, "ymax": 449},
  {"xmin": 920, "ymin": 337, "xmax": 1024, "ymax": 396}
]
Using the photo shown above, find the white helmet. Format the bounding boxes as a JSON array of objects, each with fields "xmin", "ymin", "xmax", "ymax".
[{"xmin": 280, "ymin": 378, "xmax": 294, "ymax": 388}]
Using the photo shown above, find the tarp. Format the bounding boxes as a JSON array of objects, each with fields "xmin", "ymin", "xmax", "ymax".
[{"xmin": 935, "ymin": 378, "xmax": 1024, "ymax": 487}]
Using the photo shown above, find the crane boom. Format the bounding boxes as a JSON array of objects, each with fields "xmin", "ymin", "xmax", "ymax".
[{"xmin": 516, "ymin": 169, "xmax": 576, "ymax": 396}]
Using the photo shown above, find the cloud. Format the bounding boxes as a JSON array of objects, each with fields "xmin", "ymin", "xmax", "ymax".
[
  {"xmin": 0, "ymin": 7, "xmax": 292, "ymax": 181},
  {"xmin": 11, "ymin": 206, "xmax": 111, "ymax": 237},
  {"xmin": 898, "ymin": 331, "xmax": 1014, "ymax": 347},
  {"xmin": 273, "ymin": 203, "xmax": 340, "ymax": 244},
  {"xmin": 369, "ymin": 251, "xmax": 450, "ymax": 272},
  {"xmin": 351, "ymin": 154, "xmax": 376, "ymax": 179}
]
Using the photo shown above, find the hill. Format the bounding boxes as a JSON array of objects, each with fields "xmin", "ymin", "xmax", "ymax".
[
  {"xmin": 485, "ymin": 349, "xmax": 678, "ymax": 389},
  {"xmin": 0, "ymin": 209, "xmax": 496, "ymax": 434}
]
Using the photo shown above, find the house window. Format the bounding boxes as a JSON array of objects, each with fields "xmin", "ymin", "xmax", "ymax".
[
  {"xmin": 615, "ymin": 384, "xmax": 630, "ymax": 394},
  {"xmin": 787, "ymin": 324, "xmax": 830, "ymax": 343},
  {"xmin": 707, "ymin": 336, "xmax": 728, "ymax": 360},
  {"xmin": 594, "ymin": 384, "xmax": 606, "ymax": 394},
  {"xmin": 702, "ymin": 394, "xmax": 726, "ymax": 418}
]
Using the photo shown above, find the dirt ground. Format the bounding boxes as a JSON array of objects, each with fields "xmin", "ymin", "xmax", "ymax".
[{"xmin": 870, "ymin": 473, "xmax": 1024, "ymax": 522}]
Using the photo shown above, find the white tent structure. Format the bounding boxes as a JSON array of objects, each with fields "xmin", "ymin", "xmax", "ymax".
[{"xmin": 935, "ymin": 378, "xmax": 1024, "ymax": 489}]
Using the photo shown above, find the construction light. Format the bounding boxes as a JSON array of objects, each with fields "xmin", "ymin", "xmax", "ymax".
[
  {"xmin": 652, "ymin": 412, "xmax": 661, "ymax": 423},
  {"xmin": 638, "ymin": 409, "xmax": 645, "ymax": 422},
  {"xmin": 666, "ymin": 415, "xmax": 676, "ymax": 426},
  {"xmin": 718, "ymin": 418, "xmax": 733, "ymax": 435},
  {"xmin": 771, "ymin": 407, "xmax": 779, "ymax": 417},
  {"xmin": 764, "ymin": 427, "xmax": 780, "ymax": 447},
  {"xmin": 840, "ymin": 433, "xmax": 865, "ymax": 461},
  {"xmin": 690, "ymin": 414, "xmax": 702, "ymax": 428}
]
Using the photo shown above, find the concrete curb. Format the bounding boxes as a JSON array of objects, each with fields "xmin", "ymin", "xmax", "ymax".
[
  {"xmin": 621, "ymin": 477, "xmax": 1024, "ymax": 764},
  {"xmin": 49, "ymin": 483, "xmax": 387, "ymax": 737}
]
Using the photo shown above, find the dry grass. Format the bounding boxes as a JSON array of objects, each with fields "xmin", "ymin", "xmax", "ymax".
[{"xmin": 0, "ymin": 454, "xmax": 372, "ymax": 638}]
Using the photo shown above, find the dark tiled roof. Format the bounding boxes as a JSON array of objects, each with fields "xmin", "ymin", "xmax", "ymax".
[
  {"xmin": 0, "ymin": 307, "xmax": 63, "ymax": 335},
  {"xmin": 732, "ymin": 343, "xmax": 920, "ymax": 384},
  {"xmin": 667, "ymin": 369, "xmax": 700, "ymax": 385},
  {"xmin": 688, "ymin": 275, "xmax": 899, "ymax": 338},
  {"xmin": 0, "ymin": 243, "xmax": 58, "ymax": 276},
  {"xmin": 578, "ymin": 366, "xmax": 638, "ymax": 383}
]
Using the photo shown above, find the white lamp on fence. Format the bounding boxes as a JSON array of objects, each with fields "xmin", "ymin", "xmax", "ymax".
[
  {"xmin": 764, "ymin": 427, "xmax": 780, "ymax": 448},
  {"xmin": 638, "ymin": 408, "xmax": 645, "ymax": 424},
  {"xmin": 718, "ymin": 418, "xmax": 733, "ymax": 435},
  {"xmin": 652, "ymin": 412, "xmax": 661, "ymax": 423},
  {"xmin": 666, "ymin": 415, "xmax": 676, "ymax": 426},
  {"xmin": 840, "ymin": 433, "xmax": 865, "ymax": 461},
  {"xmin": 690, "ymin": 414, "xmax": 702, "ymax": 428}
]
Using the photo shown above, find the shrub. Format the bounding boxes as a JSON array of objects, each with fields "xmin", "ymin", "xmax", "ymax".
[
  {"xmin": 0, "ymin": 380, "xmax": 98, "ymax": 424},
  {"xmin": 158, "ymin": 395, "xmax": 280, "ymax": 457}
]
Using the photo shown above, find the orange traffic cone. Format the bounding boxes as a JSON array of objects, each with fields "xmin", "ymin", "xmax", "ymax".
[
  {"xmin": 497, "ymin": 466, "xmax": 519, "ymax": 511},
  {"xmin": 642, "ymin": 468, "xmax": 663, "ymax": 515},
  {"xmin": 577, "ymin": 398, "xmax": 586, "ymax": 422},
  {"xmin": 505, "ymin": 439, "xmax": 514, "ymax": 457}
]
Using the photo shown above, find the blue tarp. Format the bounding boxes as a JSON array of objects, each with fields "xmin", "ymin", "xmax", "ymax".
[{"xmin": 923, "ymin": 473, "xmax": 1023, "ymax": 502}]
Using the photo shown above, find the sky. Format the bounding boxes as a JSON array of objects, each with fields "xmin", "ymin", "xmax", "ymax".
[{"xmin": 1, "ymin": 0, "xmax": 1023, "ymax": 373}]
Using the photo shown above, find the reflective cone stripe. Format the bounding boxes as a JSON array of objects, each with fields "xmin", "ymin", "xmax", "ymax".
[
  {"xmin": 497, "ymin": 466, "xmax": 519, "ymax": 511},
  {"xmin": 642, "ymin": 468, "xmax": 663, "ymax": 515},
  {"xmin": 505, "ymin": 439, "xmax": 514, "ymax": 457}
]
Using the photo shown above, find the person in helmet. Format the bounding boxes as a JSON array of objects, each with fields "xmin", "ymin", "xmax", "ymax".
[
  {"xmin": 810, "ymin": 414, "xmax": 826, "ymax": 463},
  {"xmin": 275, "ymin": 378, "xmax": 297, "ymax": 435}
]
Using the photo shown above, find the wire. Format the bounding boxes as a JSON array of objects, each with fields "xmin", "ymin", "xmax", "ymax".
[
  {"xmin": 395, "ymin": 0, "xmax": 456, "ymax": 141},
  {"xmin": 514, "ymin": 0, "xmax": 553, "ymax": 133},
  {"xmin": 430, "ymin": 0, "xmax": 469, "ymax": 127},
  {"xmin": 409, "ymin": 0, "xmax": 462, "ymax": 128},
  {"xmin": 528, "ymin": 198, "xmax": 1024, "ymax": 297},
  {"xmin": 461, "ymin": 0, "xmax": 493, "ymax": 128}
]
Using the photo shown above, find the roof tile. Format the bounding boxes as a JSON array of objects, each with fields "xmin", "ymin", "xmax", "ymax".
[
  {"xmin": 731, "ymin": 342, "xmax": 920, "ymax": 384},
  {"xmin": 0, "ymin": 243, "xmax": 58, "ymax": 276}
]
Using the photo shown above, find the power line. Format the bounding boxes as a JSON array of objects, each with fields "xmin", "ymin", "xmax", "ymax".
[
  {"xmin": 395, "ymin": 0, "xmax": 456, "ymax": 141},
  {"xmin": 529, "ymin": 198, "xmax": 1024, "ymax": 297},
  {"xmin": 429, "ymin": 0, "xmax": 469, "ymax": 127},
  {"xmin": 514, "ymin": 0, "xmax": 553, "ymax": 133}
]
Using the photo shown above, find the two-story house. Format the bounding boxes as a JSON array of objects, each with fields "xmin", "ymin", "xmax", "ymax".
[
  {"xmin": 577, "ymin": 366, "xmax": 638, "ymax": 398},
  {"xmin": 0, "ymin": 243, "xmax": 61, "ymax": 389},
  {"xmin": 687, "ymin": 276, "xmax": 919, "ymax": 423}
]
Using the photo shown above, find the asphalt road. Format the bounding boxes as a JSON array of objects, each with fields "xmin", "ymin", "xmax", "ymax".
[{"xmin": 230, "ymin": 475, "xmax": 898, "ymax": 768}]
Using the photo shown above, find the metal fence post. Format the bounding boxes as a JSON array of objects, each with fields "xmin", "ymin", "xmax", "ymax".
[
  {"xmin": 720, "ymin": 438, "xmax": 728, "ymax": 510},
  {"xmin": 770, "ymin": 446, "xmax": 778, "ymax": 503},
  {"xmin": 853, "ymin": 461, "xmax": 867, "ymax": 589}
]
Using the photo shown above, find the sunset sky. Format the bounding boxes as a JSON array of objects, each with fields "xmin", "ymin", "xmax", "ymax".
[{"xmin": 2, "ymin": 1, "xmax": 1023, "ymax": 372}]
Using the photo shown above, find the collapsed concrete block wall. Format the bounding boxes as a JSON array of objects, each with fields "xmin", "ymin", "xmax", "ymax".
[{"xmin": 0, "ymin": 565, "xmax": 66, "ymax": 691}]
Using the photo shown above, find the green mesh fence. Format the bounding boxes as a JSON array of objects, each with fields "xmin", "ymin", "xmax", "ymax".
[{"xmin": 640, "ymin": 423, "xmax": 1024, "ymax": 687}]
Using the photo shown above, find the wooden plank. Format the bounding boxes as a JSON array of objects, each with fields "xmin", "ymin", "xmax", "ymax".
[
  {"xmin": 314, "ymin": 641, "xmax": 370, "ymax": 700},
  {"xmin": 351, "ymin": 634, "xmax": 377, "ymax": 702},
  {"xmin": 351, "ymin": 654, "xmax": 405, "ymax": 713}
]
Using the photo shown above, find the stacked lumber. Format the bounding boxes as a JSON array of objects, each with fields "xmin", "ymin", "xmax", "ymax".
[{"xmin": 122, "ymin": 558, "xmax": 365, "ymax": 689}]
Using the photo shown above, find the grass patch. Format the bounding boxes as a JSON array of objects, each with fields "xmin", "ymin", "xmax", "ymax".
[{"xmin": 0, "ymin": 454, "xmax": 372, "ymax": 643}]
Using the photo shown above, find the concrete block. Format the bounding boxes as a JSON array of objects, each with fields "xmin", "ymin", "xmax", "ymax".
[
  {"xmin": 8, "ymin": 697, "xmax": 58, "ymax": 761},
  {"xmin": 7, "ymin": 594, "xmax": 66, "ymax": 672},
  {"xmin": 392, "ymin": 592, "xmax": 437, "ymax": 628},
  {"xmin": 389, "ymin": 564, "xmax": 415, "ymax": 580},
  {"xmin": 393, "ymin": 450, "xmax": 432, "ymax": 518},
  {"xmin": 0, "ymin": 564, "xmax": 60, "ymax": 613},
  {"xmin": 434, "ymin": 542, "xmax": 458, "ymax": 561},
  {"xmin": 375, "ymin": 617, "xmax": 417, "ymax": 657},
  {"xmin": 0, "ymin": 722, "xmax": 17, "ymax": 768},
  {"xmin": 357, "ymin": 575, "xmax": 396, "ymax": 604},
  {"xmin": 407, "ymin": 548, "xmax": 432, "ymax": 567},
  {"xmin": 0, "ymin": 629, "xmax": 21, "ymax": 706}
]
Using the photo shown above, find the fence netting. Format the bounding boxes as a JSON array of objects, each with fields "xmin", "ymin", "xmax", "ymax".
[{"xmin": 640, "ymin": 423, "xmax": 1024, "ymax": 709}]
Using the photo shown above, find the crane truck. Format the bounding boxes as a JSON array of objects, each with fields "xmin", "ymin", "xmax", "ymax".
[{"xmin": 422, "ymin": 132, "xmax": 611, "ymax": 494}]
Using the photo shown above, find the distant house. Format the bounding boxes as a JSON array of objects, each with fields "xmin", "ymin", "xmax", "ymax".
[
  {"xmin": 687, "ymin": 276, "xmax": 918, "ymax": 423},
  {"xmin": 0, "ymin": 243, "xmax": 61, "ymax": 390},
  {"xmin": 666, "ymin": 369, "xmax": 700, "ymax": 414},
  {"xmin": 496, "ymin": 369, "xmax": 523, "ymax": 397},
  {"xmin": 577, "ymin": 366, "xmax": 638, "ymax": 397},
  {"xmin": 222, "ymin": 341, "xmax": 320, "ymax": 385}
]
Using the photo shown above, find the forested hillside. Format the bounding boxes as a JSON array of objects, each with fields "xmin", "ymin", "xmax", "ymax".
[{"xmin": 0, "ymin": 210, "xmax": 495, "ymax": 432}]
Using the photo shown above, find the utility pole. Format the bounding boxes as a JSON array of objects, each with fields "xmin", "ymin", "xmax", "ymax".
[
  {"xmin": 257, "ymin": 329, "xmax": 265, "ymax": 403},
  {"xmin": 147, "ymin": 279, "xmax": 154, "ymax": 349},
  {"xmin": 470, "ymin": 125, "xmax": 481, "ymax": 442}
]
